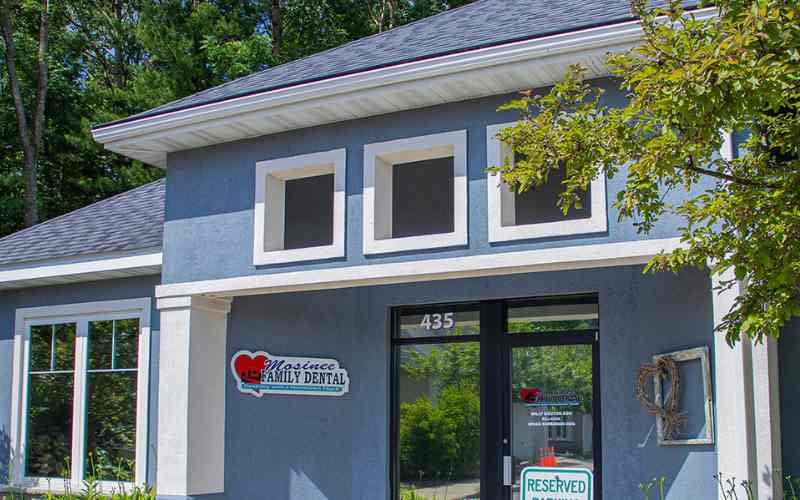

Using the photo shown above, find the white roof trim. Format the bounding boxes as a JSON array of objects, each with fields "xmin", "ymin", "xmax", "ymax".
[
  {"xmin": 0, "ymin": 248, "xmax": 162, "ymax": 290},
  {"xmin": 93, "ymin": 9, "xmax": 716, "ymax": 167},
  {"xmin": 156, "ymin": 237, "xmax": 683, "ymax": 298}
]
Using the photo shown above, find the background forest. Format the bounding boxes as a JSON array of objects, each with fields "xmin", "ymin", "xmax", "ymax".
[{"xmin": 0, "ymin": 0, "xmax": 474, "ymax": 238}]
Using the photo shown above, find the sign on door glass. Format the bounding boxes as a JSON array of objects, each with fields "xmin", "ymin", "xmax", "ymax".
[{"xmin": 510, "ymin": 344, "xmax": 594, "ymax": 499}]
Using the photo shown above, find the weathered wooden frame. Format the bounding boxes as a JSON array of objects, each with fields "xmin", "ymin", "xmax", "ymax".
[{"xmin": 653, "ymin": 346, "xmax": 714, "ymax": 446}]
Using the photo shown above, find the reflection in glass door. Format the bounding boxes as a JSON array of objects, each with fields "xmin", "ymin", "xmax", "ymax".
[
  {"xmin": 392, "ymin": 297, "xmax": 600, "ymax": 500},
  {"xmin": 509, "ymin": 344, "xmax": 595, "ymax": 499},
  {"xmin": 393, "ymin": 305, "xmax": 482, "ymax": 500}
]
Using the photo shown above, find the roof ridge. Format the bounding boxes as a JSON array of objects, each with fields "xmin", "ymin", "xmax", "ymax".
[
  {"xmin": 292, "ymin": 0, "xmax": 492, "ymax": 67},
  {"xmin": 135, "ymin": 0, "xmax": 492, "ymax": 116},
  {"xmin": 0, "ymin": 177, "xmax": 165, "ymax": 245}
]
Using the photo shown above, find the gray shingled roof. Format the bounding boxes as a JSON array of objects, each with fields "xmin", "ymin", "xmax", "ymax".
[
  {"xmin": 0, "ymin": 179, "xmax": 165, "ymax": 266},
  {"xmin": 101, "ymin": 0, "xmax": 658, "ymax": 127}
]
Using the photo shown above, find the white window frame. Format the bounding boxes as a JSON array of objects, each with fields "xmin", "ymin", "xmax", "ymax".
[
  {"xmin": 362, "ymin": 130, "xmax": 468, "ymax": 254},
  {"xmin": 8, "ymin": 298, "xmax": 152, "ymax": 494},
  {"xmin": 253, "ymin": 148, "xmax": 346, "ymax": 265},
  {"xmin": 486, "ymin": 122, "xmax": 607, "ymax": 242}
]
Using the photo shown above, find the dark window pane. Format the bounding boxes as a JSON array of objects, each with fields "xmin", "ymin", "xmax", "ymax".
[
  {"xmin": 114, "ymin": 319, "xmax": 140, "ymax": 370},
  {"xmin": 89, "ymin": 320, "xmax": 113, "ymax": 370},
  {"xmin": 392, "ymin": 157, "xmax": 454, "ymax": 238},
  {"xmin": 284, "ymin": 174, "xmax": 334, "ymax": 250},
  {"xmin": 53, "ymin": 324, "xmax": 76, "ymax": 371},
  {"xmin": 85, "ymin": 371, "xmax": 137, "ymax": 481},
  {"xmin": 26, "ymin": 373, "xmax": 74, "ymax": 478},
  {"xmin": 514, "ymin": 154, "xmax": 590, "ymax": 225},
  {"xmin": 508, "ymin": 303, "xmax": 598, "ymax": 333},
  {"xmin": 398, "ymin": 309, "xmax": 480, "ymax": 339},
  {"xmin": 29, "ymin": 325, "xmax": 52, "ymax": 372},
  {"xmin": 398, "ymin": 343, "xmax": 480, "ymax": 499}
]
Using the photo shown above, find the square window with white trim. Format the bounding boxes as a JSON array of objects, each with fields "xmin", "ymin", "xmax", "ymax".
[
  {"xmin": 253, "ymin": 148, "xmax": 346, "ymax": 265},
  {"xmin": 9, "ymin": 299, "xmax": 152, "ymax": 493},
  {"xmin": 363, "ymin": 130, "xmax": 467, "ymax": 254},
  {"xmin": 486, "ymin": 123, "xmax": 607, "ymax": 242}
]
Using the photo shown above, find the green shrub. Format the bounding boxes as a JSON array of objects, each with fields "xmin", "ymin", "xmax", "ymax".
[{"xmin": 399, "ymin": 381, "xmax": 480, "ymax": 481}]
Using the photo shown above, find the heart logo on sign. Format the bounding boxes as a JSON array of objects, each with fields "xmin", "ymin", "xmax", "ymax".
[
  {"xmin": 233, "ymin": 352, "xmax": 268, "ymax": 384},
  {"xmin": 520, "ymin": 387, "xmax": 542, "ymax": 404}
]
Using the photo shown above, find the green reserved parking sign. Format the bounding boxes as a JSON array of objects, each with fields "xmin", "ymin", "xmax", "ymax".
[{"xmin": 520, "ymin": 467, "xmax": 593, "ymax": 500}]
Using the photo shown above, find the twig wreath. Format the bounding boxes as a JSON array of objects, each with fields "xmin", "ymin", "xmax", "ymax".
[{"xmin": 635, "ymin": 356, "xmax": 687, "ymax": 441}]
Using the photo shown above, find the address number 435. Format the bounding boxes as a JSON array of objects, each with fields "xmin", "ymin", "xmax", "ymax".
[{"xmin": 420, "ymin": 312, "xmax": 455, "ymax": 330}]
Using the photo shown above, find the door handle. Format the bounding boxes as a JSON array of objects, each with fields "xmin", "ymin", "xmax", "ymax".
[{"xmin": 503, "ymin": 455, "xmax": 512, "ymax": 486}]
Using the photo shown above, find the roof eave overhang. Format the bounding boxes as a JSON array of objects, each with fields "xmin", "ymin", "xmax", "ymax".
[
  {"xmin": 0, "ymin": 248, "xmax": 162, "ymax": 290},
  {"xmin": 92, "ymin": 8, "xmax": 716, "ymax": 167}
]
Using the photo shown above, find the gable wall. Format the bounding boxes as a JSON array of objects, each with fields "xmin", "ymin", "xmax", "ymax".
[{"xmin": 162, "ymin": 78, "xmax": 712, "ymax": 285}]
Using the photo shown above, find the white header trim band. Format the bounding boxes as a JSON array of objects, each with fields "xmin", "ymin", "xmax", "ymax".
[{"xmin": 156, "ymin": 237, "xmax": 683, "ymax": 298}]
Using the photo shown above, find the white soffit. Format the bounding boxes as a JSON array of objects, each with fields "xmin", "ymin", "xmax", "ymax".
[{"xmin": 0, "ymin": 248, "xmax": 162, "ymax": 290}]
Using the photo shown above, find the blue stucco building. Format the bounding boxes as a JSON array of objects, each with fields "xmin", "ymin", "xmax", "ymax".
[{"xmin": 0, "ymin": 1, "xmax": 795, "ymax": 499}]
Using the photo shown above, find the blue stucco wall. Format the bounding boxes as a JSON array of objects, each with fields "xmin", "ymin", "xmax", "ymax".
[
  {"xmin": 162, "ymin": 78, "xmax": 706, "ymax": 285},
  {"xmin": 223, "ymin": 265, "xmax": 716, "ymax": 500},
  {"xmin": 0, "ymin": 275, "xmax": 161, "ymax": 486}
]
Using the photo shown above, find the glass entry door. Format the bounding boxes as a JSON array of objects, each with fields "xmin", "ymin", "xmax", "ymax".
[
  {"xmin": 507, "ymin": 344, "xmax": 596, "ymax": 498},
  {"xmin": 503, "ymin": 299, "xmax": 600, "ymax": 500},
  {"xmin": 391, "ymin": 297, "xmax": 600, "ymax": 500}
]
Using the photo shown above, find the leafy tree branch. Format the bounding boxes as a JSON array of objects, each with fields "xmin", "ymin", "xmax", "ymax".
[{"xmin": 492, "ymin": 0, "xmax": 800, "ymax": 343}]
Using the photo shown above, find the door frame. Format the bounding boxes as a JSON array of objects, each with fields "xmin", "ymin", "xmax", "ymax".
[
  {"xmin": 496, "ymin": 296, "xmax": 602, "ymax": 499},
  {"xmin": 390, "ymin": 295, "xmax": 602, "ymax": 500}
]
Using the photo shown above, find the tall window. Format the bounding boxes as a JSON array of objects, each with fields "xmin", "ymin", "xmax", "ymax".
[
  {"xmin": 85, "ymin": 319, "xmax": 140, "ymax": 480},
  {"xmin": 11, "ymin": 299, "xmax": 151, "ymax": 492},
  {"xmin": 393, "ymin": 305, "xmax": 481, "ymax": 500},
  {"xmin": 26, "ymin": 323, "xmax": 76, "ymax": 478}
]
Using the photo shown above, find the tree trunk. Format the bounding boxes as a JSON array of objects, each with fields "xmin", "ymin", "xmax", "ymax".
[
  {"xmin": 0, "ymin": 0, "xmax": 50, "ymax": 227},
  {"xmin": 270, "ymin": 0, "xmax": 282, "ymax": 58}
]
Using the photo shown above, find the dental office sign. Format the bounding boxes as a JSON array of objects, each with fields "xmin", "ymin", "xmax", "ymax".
[
  {"xmin": 521, "ymin": 467, "xmax": 593, "ymax": 500},
  {"xmin": 231, "ymin": 350, "xmax": 350, "ymax": 397}
]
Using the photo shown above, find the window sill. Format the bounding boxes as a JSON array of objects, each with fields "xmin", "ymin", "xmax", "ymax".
[
  {"xmin": 253, "ymin": 241, "xmax": 344, "ymax": 265},
  {"xmin": 363, "ymin": 230, "xmax": 467, "ymax": 255},
  {"xmin": 489, "ymin": 216, "xmax": 608, "ymax": 243}
]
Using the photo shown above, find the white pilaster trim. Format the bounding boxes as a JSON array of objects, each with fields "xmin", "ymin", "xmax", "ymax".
[
  {"xmin": 711, "ymin": 270, "xmax": 758, "ymax": 498},
  {"xmin": 752, "ymin": 337, "xmax": 783, "ymax": 500},
  {"xmin": 712, "ymin": 131, "xmax": 780, "ymax": 498},
  {"xmin": 156, "ymin": 294, "xmax": 231, "ymax": 496}
]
